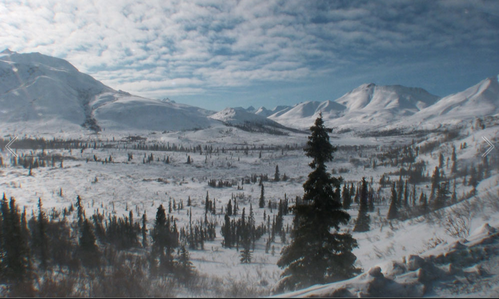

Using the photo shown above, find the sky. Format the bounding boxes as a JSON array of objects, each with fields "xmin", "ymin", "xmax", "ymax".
[{"xmin": 1, "ymin": 0, "xmax": 499, "ymax": 111}]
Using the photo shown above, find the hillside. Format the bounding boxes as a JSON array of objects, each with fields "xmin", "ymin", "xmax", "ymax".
[
  {"xmin": 0, "ymin": 50, "xmax": 217, "ymax": 134},
  {"xmin": 209, "ymin": 107, "xmax": 301, "ymax": 135},
  {"xmin": 404, "ymin": 76, "xmax": 499, "ymax": 128}
]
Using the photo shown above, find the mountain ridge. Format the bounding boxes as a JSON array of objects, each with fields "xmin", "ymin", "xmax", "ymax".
[{"xmin": 1, "ymin": 50, "xmax": 498, "ymax": 134}]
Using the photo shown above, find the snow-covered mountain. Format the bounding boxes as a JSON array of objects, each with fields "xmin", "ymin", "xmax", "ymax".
[
  {"xmin": 336, "ymin": 83, "xmax": 439, "ymax": 114},
  {"xmin": 254, "ymin": 105, "xmax": 293, "ymax": 117},
  {"xmin": 254, "ymin": 106, "xmax": 273, "ymax": 117},
  {"xmin": 2, "ymin": 50, "xmax": 498, "ymax": 135},
  {"xmin": 269, "ymin": 84, "xmax": 440, "ymax": 130},
  {"xmin": 403, "ymin": 76, "xmax": 499, "ymax": 127},
  {"xmin": 0, "ymin": 49, "xmax": 217, "ymax": 133}
]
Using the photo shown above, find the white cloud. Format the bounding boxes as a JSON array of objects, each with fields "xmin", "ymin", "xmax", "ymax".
[{"xmin": 0, "ymin": 0, "xmax": 498, "ymax": 101}]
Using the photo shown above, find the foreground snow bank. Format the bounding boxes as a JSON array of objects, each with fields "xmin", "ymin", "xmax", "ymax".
[{"xmin": 274, "ymin": 225, "xmax": 499, "ymax": 297}]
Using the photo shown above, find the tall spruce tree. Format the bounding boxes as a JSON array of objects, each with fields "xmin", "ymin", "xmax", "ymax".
[
  {"xmin": 430, "ymin": 166, "xmax": 440, "ymax": 200},
  {"xmin": 433, "ymin": 182, "xmax": 450, "ymax": 210},
  {"xmin": 142, "ymin": 212, "xmax": 148, "ymax": 248},
  {"xmin": 451, "ymin": 146, "xmax": 457, "ymax": 175},
  {"xmin": 259, "ymin": 185, "xmax": 265, "ymax": 208},
  {"xmin": 419, "ymin": 191, "xmax": 428, "ymax": 214},
  {"xmin": 353, "ymin": 178, "xmax": 370, "ymax": 232},
  {"xmin": 76, "ymin": 195, "xmax": 84, "ymax": 228},
  {"xmin": 276, "ymin": 114, "xmax": 360, "ymax": 292},
  {"xmin": 469, "ymin": 164, "xmax": 478, "ymax": 195},
  {"xmin": 176, "ymin": 245, "xmax": 194, "ymax": 283},
  {"xmin": 79, "ymin": 218, "xmax": 100, "ymax": 268},
  {"xmin": 36, "ymin": 198, "xmax": 48, "ymax": 270},
  {"xmin": 387, "ymin": 183, "xmax": 398, "ymax": 220},
  {"xmin": 342, "ymin": 184, "xmax": 351, "ymax": 209}
]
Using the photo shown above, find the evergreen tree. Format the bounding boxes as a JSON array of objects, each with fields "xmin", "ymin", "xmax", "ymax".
[
  {"xmin": 451, "ymin": 146, "xmax": 457, "ymax": 175},
  {"xmin": 419, "ymin": 191, "xmax": 428, "ymax": 214},
  {"xmin": 76, "ymin": 195, "xmax": 84, "ymax": 228},
  {"xmin": 469, "ymin": 164, "xmax": 478, "ymax": 194},
  {"xmin": 274, "ymin": 165, "xmax": 280, "ymax": 182},
  {"xmin": 249, "ymin": 203, "xmax": 255, "ymax": 228},
  {"xmin": 349, "ymin": 183, "xmax": 355, "ymax": 202},
  {"xmin": 276, "ymin": 115, "xmax": 360, "ymax": 292},
  {"xmin": 222, "ymin": 214, "xmax": 232, "ymax": 248},
  {"xmin": 152, "ymin": 205, "xmax": 167, "ymax": 259},
  {"xmin": 412, "ymin": 184, "xmax": 417, "ymax": 206},
  {"xmin": 36, "ymin": 198, "xmax": 48, "ymax": 270},
  {"xmin": 438, "ymin": 153, "xmax": 444, "ymax": 169},
  {"xmin": 483, "ymin": 156, "xmax": 490, "ymax": 179},
  {"xmin": 430, "ymin": 166, "xmax": 440, "ymax": 200},
  {"xmin": 176, "ymin": 245, "xmax": 194, "ymax": 283},
  {"xmin": 259, "ymin": 184, "xmax": 265, "ymax": 208},
  {"xmin": 152, "ymin": 205, "xmax": 178, "ymax": 275},
  {"xmin": 451, "ymin": 179, "xmax": 457, "ymax": 203},
  {"xmin": 79, "ymin": 218, "xmax": 100, "ymax": 269},
  {"xmin": 342, "ymin": 184, "xmax": 351, "ymax": 209},
  {"xmin": 403, "ymin": 180, "xmax": 409, "ymax": 207},
  {"xmin": 227, "ymin": 200, "xmax": 233, "ymax": 216},
  {"xmin": 240, "ymin": 243, "xmax": 252, "ymax": 264},
  {"xmin": 353, "ymin": 178, "xmax": 370, "ymax": 232},
  {"xmin": 142, "ymin": 212, "xmax": 148, "ymax": 248},
  {"xmin": 396, "ymin": 177, "xmax": 403, "ymax": 207},
  {"xmin": 368, "ymin": 186, "xmax": 375, "ymax": 213},
  {"xmin": 387, "ymin": 183, "xmax": 398, "ymax": 220},
  {"xmin": 433, "ymin": 182, "xmax": 450, "ymax": 210}
]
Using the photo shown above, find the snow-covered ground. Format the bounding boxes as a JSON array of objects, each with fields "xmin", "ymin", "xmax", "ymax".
[
  {"xmin": 1, "ymin": 112, "xmax": 499, "ymax": 297},
  {"xmin": 1, "ymin": 50, "xmax": 499, "ymax": 297}
]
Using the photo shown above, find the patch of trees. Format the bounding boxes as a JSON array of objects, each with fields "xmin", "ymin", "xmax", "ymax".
[
  {"xmin": 0, "ymin": 193, "xmax": 198, "ymax": 296},
  {"xmin": 208, "ymin": 179, "xmax": 238, "ymax": 188}
]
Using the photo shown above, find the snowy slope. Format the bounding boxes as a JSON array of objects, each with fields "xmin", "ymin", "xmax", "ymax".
[
  {"xmin": 0, "ymin": 49, "xmax": 112, "ymax": 129},
  {"xmin": 255, "ymin": 106, "xmax": 273, "ymax": 117},
  {"xmin": 255, "ymin": 105, "xmax": 293, "ymax": 117},
  {"xmin": 275, "ymin": 179, "xmax": 499, "ymax": 298},
  {"xmin": 0, "ymin": 50, "xmax": 217, "ymax": 133},
  {"xmin": 209, "ymin": 108, "xmax": 301, "ymax": 134},
  {"xmin": 404, "ymin": 76, "xmax": 499, "ymax": 127},
  {"xmin": 94, "ymin": 94, "xmax": 217, "ymax": 132},
  {"xmin": 336, "ymin": 83, "xmax": 438, "ymax": 114},
  {"xmin": 268, "ymin": 101, "xmax": 324, "ymax": 128}
]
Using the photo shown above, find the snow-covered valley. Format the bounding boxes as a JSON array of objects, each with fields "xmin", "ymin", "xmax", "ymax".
[
  {"xmin": 1, "ymin": 115, "xmax": 499, "ymax": 296},
  {"xmin": 1, "ymin": 50, "xmax": 499, "ymax": 297}
]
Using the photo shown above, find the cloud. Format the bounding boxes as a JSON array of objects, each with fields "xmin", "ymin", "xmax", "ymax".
[{"xmin": 0, "ymin": 0, "xmax": 498, "ymax": 105}]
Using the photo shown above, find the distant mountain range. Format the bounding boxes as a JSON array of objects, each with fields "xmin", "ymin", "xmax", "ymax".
[
  {"xmin": 236, "ymin": 76, "xmax": 499, "ymax": 131},
  {"xmin": 1, "ymin": 49, "xmax": 498, "ymax": 134}
]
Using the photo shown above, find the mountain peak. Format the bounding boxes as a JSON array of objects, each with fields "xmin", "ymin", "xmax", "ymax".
[{"xmin": 1, "ymin": 49, "xmax": 15, "ymax": 55}]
